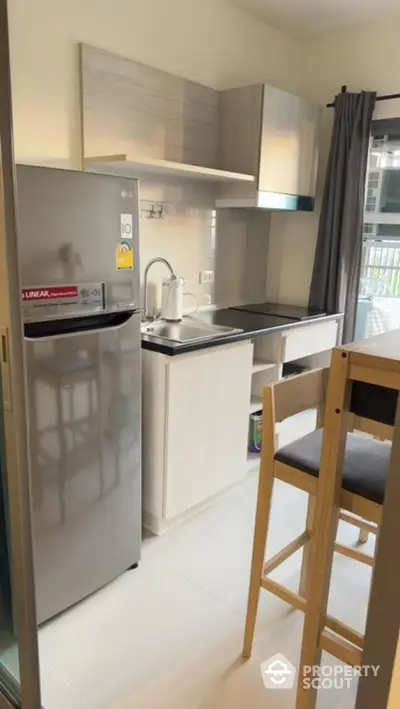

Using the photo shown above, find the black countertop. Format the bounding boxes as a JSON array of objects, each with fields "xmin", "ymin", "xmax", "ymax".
[{"xmin": 141, "ymin": 308, "xmax": 343, "ymax": 356}]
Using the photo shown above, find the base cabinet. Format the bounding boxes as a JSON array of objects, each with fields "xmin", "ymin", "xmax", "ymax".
[
  {"xmin": 142, "ymin": 318, "xmax": 340, "ymax": 534},
  {"xmin": 143, "ymin": 342, "xmax": 253, "ymax": 533}
]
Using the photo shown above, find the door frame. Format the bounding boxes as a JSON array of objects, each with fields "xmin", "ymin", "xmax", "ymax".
[{"xmin": 0, "ymin": 1, "xmax": 42, "ymax": 707}]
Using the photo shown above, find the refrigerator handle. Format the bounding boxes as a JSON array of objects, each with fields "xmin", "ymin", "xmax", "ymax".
[
  {"xmin": 24, "ymin": 310, "xmax": 138, "ymax": 341},
  {"xmin": 0, "ymin": 326, "xmax": 12, "ymax": 411}
]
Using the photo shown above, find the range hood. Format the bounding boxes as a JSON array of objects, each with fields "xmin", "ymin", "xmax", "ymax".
[{"xmin": 216, "ymin": 84, "xmax": 321, "ymax": 211}]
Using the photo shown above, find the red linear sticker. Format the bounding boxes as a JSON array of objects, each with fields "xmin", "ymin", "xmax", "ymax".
[{"xmin": 22, "ymin": 286, "xmax": 79, "ymax": 301}]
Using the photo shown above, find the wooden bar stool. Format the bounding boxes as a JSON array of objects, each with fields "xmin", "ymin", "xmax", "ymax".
[
  {"xmin": 243, "ymin": 367, "xmax": 391, "ymax": 661},
  {"xmin": 295, "ymin": 341, "xmax": 398, "ymax": 709},
  {"xmin": 348, "ymin": 413, "xmax": 393, "ymax": 543}
]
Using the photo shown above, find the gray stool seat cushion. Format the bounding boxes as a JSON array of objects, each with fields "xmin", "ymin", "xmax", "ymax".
[{"xmin": 275, "ymin": 429, "xmax": 391, "ymax": 505}]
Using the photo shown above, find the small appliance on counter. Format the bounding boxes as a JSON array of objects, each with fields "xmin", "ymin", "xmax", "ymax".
[
  {"xmin": 143, "ymin": 257, "xmax": 186, "ymax": 322},
  {"xmin": 161, "ymin": 274, "xmax": 185, "ymax": 321}
]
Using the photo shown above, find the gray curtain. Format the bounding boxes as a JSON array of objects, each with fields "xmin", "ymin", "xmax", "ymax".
[{"xmin": 309, "ymin": 90, "xmax": 376, "ymax": 343}]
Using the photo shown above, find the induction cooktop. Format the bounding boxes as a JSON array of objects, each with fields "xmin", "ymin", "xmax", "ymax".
[{"xmin": 230, "ymin": 302, "xmax": 326, "ymax": 321}]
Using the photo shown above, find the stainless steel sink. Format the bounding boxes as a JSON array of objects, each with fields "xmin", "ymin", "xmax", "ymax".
[{"xmin": 141, "ymin": 318, "xmax": 243, "ymax": 343}]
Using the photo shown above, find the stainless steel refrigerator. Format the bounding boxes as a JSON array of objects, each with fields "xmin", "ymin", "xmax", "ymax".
[{"xmin": 16, "ymin": 165, "xmax": 141, "ymax": 623}]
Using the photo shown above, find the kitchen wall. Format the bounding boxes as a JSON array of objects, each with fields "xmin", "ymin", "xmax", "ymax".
[
  {"xmin": 9, "ymin": 0, "xmax": 300, "ymax": 164},
  {"xmin": 138, "ymin": 180, "xmax": 216, "ymax": 311},
  {"xmin": 8, "ymin": 0, "xmax": 300, "ymax": 305},
  {"xmin": 267, "ymin": 18, "xmax": 400, "ymax": 306},
  {"xmin": 10, "ymin": 2, "xmax": 400, "ymax": 309},
  {"xmin": 214, "ymin": 209, "xmax": 271, "ymax": 307}
]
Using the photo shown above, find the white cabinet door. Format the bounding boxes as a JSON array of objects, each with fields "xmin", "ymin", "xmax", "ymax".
[{"xmin": 164, "ymin": 342, "xmax": 253, "ymax": 519}]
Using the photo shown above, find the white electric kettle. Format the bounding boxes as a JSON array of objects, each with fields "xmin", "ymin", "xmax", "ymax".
[{"xmin": 161, "ymin": 275, "xmax": 185, "ymax": 321}]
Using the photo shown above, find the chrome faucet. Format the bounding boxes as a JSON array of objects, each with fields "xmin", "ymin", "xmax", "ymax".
[{"xmin": 143, "ymin": 257, "xmax": 177, "ymax": 320}]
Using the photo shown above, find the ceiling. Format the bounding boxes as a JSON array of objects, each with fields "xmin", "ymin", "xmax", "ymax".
[{"xmin": 231, "ymin": 0, "xmax": 400, "ymax": 36}]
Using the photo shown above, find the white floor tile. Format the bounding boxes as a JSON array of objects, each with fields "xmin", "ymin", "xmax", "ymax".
[
  {"xmin": 40, "ymin": 666, "xmax": 90, "ymax": 709},
  {"xmin": 38, "ymin": 472, "xmax": 371, "ymax": 709},
  {"xmin": 39, "ymin": 563, "xmax": 242, "ymax": 709}
]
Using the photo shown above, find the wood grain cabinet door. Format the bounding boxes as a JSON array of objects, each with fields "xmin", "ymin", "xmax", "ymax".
[{"xmin": 259, "ymin": 85, "xmax": 321, "ymax": 198}]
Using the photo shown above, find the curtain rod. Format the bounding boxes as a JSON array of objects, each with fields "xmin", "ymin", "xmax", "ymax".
[{"xmin": 326, "ymin": 85, "xmax": 400, "ymax": 108}]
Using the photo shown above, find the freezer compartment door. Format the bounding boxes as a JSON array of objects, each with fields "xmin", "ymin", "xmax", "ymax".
[
  {"xmin": 16, "ymin": 165, "xmax": 140, "ymax": 317},
  {"xmin": 25, "ymin": 312, "xmax": 141, "ymax": 623}
]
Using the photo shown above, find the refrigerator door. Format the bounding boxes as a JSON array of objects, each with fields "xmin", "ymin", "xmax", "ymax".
[
  {"xmin": 16, "ymin": 165, "xmax": 140, "ymax": 320},
  {"xmin": 24, "ymin": 312, "xmax": 141, "ymax": 623}
]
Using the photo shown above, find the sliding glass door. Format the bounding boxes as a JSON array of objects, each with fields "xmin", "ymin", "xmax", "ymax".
[
  {"xmin": 0, "ymin": 0, "xmax": 42, "ymax": 706},
  {"xmin": 356, "ymin": 119, "xmax": 400, "ymax": 339}
]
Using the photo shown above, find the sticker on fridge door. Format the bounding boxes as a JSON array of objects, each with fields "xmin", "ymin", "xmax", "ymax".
[
  {"xmin": 120, "ymin": 213, "xmax": 133, "ymax": 239},
  {"xmin": 21, "ymin": 286, "xmax": 79, "ymax": 302},
  {"xmin": 115, "ymin": 240, "xmax": 134, "ymax": 270},
  {"xmin": 20, "ymin": 282, "xmax": 106, "ymax": 322}
]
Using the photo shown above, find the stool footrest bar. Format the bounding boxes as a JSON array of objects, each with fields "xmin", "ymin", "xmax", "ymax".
[{"xmin": 263, "ymin": 532, "xmax": 310, "ymax": 576}]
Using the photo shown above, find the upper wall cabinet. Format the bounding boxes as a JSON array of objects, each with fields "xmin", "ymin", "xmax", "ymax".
[
  {"xmin": 217, "ymin": 85, "xmax": 321, "ymax": 210},
  {"xmin": 80, "ymin": 44, "xmax": 254, "ymax": 185},
  {"xmin": 80, "ymin": 46, "xmax": 321, "ymax": 211}
]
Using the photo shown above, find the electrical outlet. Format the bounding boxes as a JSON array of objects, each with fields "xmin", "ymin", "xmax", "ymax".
[{"xmin": 199, "ymin": 270, "xmax": 214, "ymax": 285}]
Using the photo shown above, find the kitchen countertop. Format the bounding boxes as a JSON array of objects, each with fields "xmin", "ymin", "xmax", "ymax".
[{"xmin": 141, "ymin": 308, "xmax": 343, "ymax": 356}]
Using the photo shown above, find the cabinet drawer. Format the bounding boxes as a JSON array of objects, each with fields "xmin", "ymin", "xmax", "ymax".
[{"xmin": 282, "ymin": 321, "xmax": 338, "ymax": 362}]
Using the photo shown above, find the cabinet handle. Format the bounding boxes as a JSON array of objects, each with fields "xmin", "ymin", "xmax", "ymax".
[{"xmin": 1, "ymin": 334, "xmax": 7, "ymax": 363}]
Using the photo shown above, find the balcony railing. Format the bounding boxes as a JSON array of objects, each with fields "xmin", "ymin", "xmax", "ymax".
[
  {"xmin": 356, "ymin": 240, "xmax": 400, "ymax": 339},
  {"xmin": 360, "ymin": 240, "xmax": 400, "ymax": 297}
]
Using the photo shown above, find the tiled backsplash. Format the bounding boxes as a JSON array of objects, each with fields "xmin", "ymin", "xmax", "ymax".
[
  {"xmin": 139, "ymin": 178, "xmax": 215, "ymax": 313},
  {"xmin": 140, "ymin": 179, "xmax": 271, "ymax": 313},
  {"xmin": 214, "ymin": 208, "xmax": 271, "ymax": 307}
]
